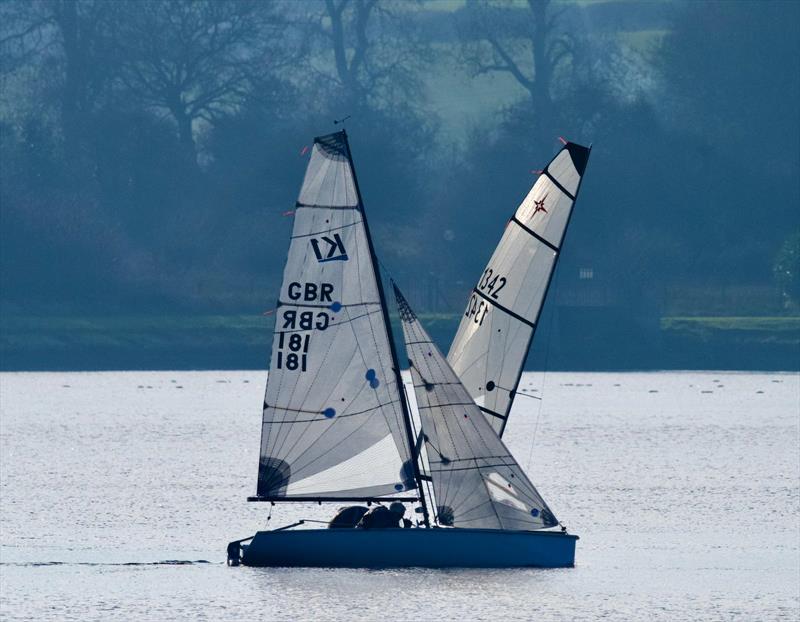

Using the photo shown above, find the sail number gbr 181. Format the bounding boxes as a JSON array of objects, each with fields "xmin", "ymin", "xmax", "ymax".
[
  {"xmin": 275, "ymin": 281, "xmax": 336, "ymax": 372},
  {"xmin": 465, "ymin": 268, "xmax": 507, "ymax": 326}
]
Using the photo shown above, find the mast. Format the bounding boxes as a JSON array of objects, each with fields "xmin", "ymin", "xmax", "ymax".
[
  {"xmin": 341, "ymin": 129, "xmax": 432, "ymax": 528},
  {"xmin": 499, "ymin": 145, "xmax": 592, "ymax": 436}
]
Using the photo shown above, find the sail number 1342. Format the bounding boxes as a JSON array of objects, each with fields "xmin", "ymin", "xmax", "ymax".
[{"xmin": 465, "ymin": 268, "xmax": 507, "ymax": 326}]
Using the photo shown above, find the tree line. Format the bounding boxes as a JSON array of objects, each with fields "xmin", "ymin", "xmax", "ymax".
[{"xmin": 1, "ymin": 0, "xmax": 798, "ymax": 315}]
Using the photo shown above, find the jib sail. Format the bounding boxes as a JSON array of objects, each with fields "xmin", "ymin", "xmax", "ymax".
[{"xmin": 395, "ymin": 285, "xmax": 557, "ymax": 530}]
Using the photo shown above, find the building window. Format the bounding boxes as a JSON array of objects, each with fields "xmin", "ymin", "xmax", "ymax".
[{"xmin": 579, "ymin": 267, "xmax": 594, "ymax": 280}]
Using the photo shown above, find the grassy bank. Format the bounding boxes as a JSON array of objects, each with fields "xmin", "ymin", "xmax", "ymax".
[
  {"xmin": 661, "ymin": 316, "xmax": 800, "ymax": 344},
  {"xmin": 1, "ymin": 313, "xmax": 797, "ymax": 371}
]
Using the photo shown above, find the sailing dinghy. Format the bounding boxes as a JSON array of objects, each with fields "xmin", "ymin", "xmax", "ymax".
[
  {"xmin": 447, "ymin": 141, "xmax": 591, "ymax": 436},
  {"xmin": 229, "ymin": 130, "xmax": 577, "ymax": 568}
]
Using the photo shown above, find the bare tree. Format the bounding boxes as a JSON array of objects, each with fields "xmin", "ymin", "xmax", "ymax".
[
  {"xmin": 112, "ymin": 0, "xmax": 294, "ymax": 163},
  {"xmin": 306, "ymin": 0, "xmax": 429, "ymax": 115},
  {"xmin": 1, "ymin": 0, "xmax": 117, "ymax": 161},
  {"xmin": 458, "ymin": 0, "xmax": 573, "ymax": 142}
]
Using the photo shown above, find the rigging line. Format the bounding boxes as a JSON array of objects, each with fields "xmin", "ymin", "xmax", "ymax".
[
  {"xmin": 525, "ymin": 260, "xmax": 561, "ymax": 473},
  {"xmin": 490, "ymin": 383, "xmax": 543, "ymax": 401}
]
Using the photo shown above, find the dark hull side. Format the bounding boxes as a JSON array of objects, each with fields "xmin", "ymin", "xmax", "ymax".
[{"xmin": 239, "ymin": 528, "xmax": 578, "ymax": 568}]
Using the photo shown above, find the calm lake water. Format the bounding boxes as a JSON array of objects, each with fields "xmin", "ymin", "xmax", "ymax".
[{"xmin": 1, "ymin": 371, "xmax": 798, "ymax": 621}]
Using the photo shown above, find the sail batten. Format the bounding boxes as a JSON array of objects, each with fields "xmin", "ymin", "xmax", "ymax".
[
  {"xmin": 447, "ymin": 142, "xmax": 591, "ymax": 436},
  {"xmin": 256, "ymin": 131, "xmax": 417, "ymax": 501},
  {"xmin": 395, "ymin": 285, "xmax": 557, "ymax": 531}
]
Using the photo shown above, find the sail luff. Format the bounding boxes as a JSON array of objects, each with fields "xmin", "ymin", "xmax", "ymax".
[
  {"xmin": 447, "ymin": 142, "xmax": 591, "ymax": 436},
  {"xmin": 341, "ymin": 130, "xmax": 432, "ymax": 527}
]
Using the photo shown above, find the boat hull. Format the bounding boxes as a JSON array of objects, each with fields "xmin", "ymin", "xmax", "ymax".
[{"xmin": 240, "ymin": 528, "xmax": 578, "ymax": 568}]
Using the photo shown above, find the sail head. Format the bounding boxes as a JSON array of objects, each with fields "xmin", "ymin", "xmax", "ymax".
[
  {"xmin": 257, "ymin": 131, "xmax": 415, "ymax": 500},
  {"xmin": 447, "ymin": 142, "xmax": 591, "ymax": 435},
  {"xmin": 395, "ymin": 285, "xmax": 557, "ymax": 530}
]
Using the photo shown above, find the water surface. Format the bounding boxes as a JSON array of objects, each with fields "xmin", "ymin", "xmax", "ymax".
[{"xmin": 1, "ymin": 371, "xmax": 798, "ymax": 620}]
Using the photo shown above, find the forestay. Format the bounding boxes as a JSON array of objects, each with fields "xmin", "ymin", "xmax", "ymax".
[
  {"xmin": 447, "ymin": 142, "xmax": 590, "ymax": 436},
  {"xmin": 256, "ymin": 131, "xmax": 414, "ymax": 499},
  {"xmin": 395, "ymin": 285, "xmax": 557, "ymax": 530}
]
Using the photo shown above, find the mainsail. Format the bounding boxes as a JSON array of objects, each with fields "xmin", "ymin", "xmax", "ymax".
[
  {"xmin": 395, "ymin": 285, "xmax": 557, "ymax": 530},
  {"xmin": 256, "ymin": 131, "xmax": 417, "ymax": 500},
  {"xmin": 447, "ymin": 142, "xmax": 591, "ymax": 436}
]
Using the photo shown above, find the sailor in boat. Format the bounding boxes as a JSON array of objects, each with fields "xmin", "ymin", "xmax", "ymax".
[
  {"xmin": 328, "ymin": 505, "xmax": 369, "ymax": 529},
  {"xmin": 357, "ymin": 502, "xmax": 409, "ymax": 529}
]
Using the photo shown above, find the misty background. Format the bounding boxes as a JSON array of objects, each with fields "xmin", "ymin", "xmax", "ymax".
[{"xmin": 1, "ymin": 0, "xmax": 798, "ymax": 371}]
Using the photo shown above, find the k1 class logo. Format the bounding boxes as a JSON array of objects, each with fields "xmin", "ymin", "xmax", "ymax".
[{"xmin": 310, "ymin": 234, "xmax": 348, "ymax": 263}]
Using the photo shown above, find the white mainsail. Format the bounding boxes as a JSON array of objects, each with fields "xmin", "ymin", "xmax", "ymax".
[
  {"xmin": 256, "ymin": 131, "xmax": 416, "ymax": 500},
  {"xmin": 447, "ymin": 142, "xmax": 591, "ymax": 435},
  {"xmin": 395, "ymin": 285, "xmax": 557, "ymax": 530}
]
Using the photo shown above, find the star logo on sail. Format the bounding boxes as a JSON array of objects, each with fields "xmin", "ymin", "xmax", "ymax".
[
  {"xmin": 533, "ymin": 194, "xmax": 548, "ymax": 216},
  {"xmin": 310, "ymin": 233, "xmax": 348, "ymax": 263}
]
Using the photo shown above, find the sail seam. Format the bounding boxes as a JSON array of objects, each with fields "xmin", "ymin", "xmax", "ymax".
[
  {"xmin": 510, "ymin": 217, "xmax": 560, "ymax": 253},
  {"xmin": 471, "ymin": 288, "xmax": 535, "ymax": 328},
  {"xmin": 542, "ymin": 170, "xmax": 575, "ymax": 200}
]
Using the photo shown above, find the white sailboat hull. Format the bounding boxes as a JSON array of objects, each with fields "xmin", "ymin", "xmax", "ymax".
[{"xmin": 238, "ymin": 528, "xmax": 578, "ymax": 568}]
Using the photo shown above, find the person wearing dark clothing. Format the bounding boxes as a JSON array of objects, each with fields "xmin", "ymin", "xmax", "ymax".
[
  {"xmin": 357, "ymin": 502, "xmax": 406, "ymax": 529},
  {"xmin": 328, "ymin": 505, "xmax": 369, "ymax": 528}
]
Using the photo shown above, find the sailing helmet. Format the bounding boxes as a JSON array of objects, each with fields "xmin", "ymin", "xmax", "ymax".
[{"xmin": 388, "ymin": 502, "xmax": 406, "ymax": 516}]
